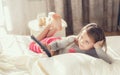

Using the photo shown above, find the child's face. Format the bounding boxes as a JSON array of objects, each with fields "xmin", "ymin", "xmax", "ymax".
[{"xmin": 78, "ymin": 30, "xmax": 95, "ymax": 51}]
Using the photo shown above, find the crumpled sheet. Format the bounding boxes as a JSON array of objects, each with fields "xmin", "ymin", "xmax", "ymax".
[
  {"xmin": 0, "ymin": 35, "xmax": 120, "ymax": 75},
  {"xmin": 0, "ymin": 53, "xmax": 120, "ymax": 75}
]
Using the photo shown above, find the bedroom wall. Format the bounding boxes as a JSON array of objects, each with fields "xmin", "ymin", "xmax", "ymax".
[{"xmin": 4, "ymin": 0, "xmax": 47, "ymax": 35}]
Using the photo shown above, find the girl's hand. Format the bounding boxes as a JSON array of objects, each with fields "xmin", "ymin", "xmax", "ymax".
[
  {"xmin": 41, "ymin": 44, "xmax": 56, "ymax": 56},
  {"xmin": 41, "ymin": 50, "xmax": 55, "ymax": 56},
  {"xmin": 94, "ymin": 40, "xmax": 104, "ymax": 49}
]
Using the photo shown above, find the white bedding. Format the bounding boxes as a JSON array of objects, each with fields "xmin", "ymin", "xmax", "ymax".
[
  {"xmin": 0, "ymin": 35, "xmax": 120, "ymax": 75},
  {"xmin": 106, "ymin": 36, "xmax": 120, "ymax": 59}
]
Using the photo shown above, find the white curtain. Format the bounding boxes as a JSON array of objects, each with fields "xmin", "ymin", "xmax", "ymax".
[
  {"xmin": 1, "ymin": 0, "xmax": 119, "ymax": 35},
  {"xmin": 1, "ymin": 0, "xmax": 47, "ymax": 35}
]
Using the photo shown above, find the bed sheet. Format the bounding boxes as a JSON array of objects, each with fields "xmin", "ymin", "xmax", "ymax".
[
  {"xmin": 0, "ymin": 35, "xmax": 33, "ymax": 56},
  {"xmin": 106, "ymin": 36, "xmax": 120, "ymax": 59},
  {"xmin": 0, "ymin": 35, "xmax": 120, "ymax": 57},
  {"xmin": 0, "ymin": 35, "xmax": 120, "ymax": 75}
]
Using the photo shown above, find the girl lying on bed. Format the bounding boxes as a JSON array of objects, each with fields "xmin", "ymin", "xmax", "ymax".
[{"xmin": 29, "ymin": 13, "xmax": 113, "ymax": 64}]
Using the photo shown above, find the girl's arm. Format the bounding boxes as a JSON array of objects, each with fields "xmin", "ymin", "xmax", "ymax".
[
  {"xmin": 95, "ymin": 48, "xmax": 113, "ymax": 64},
  {"xmin": 94, "ymin": 41, "xmax": 113, "ymax": 64},
  {"xmin": 48, "ymin": 36, "xmax": 76, "ymax": 51}
]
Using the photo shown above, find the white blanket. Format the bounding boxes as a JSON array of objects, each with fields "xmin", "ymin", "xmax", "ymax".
[
  {"xmin": 0, "ymin": 35, "xmax": 120, "ymax": 75},
  {"xmin": 106, "ymin": 36, "xmax": 120, "ymax": 59}
]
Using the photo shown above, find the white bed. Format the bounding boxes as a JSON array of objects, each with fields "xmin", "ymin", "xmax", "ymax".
[{"xmin": 0, "ymin": 34, "xmax": 120, "ymax": 75}]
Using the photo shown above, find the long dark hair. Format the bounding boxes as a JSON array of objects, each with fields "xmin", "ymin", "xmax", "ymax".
[{"xmin": 77, "ymin": 23, "xmax": 107, "ymax": 52}]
